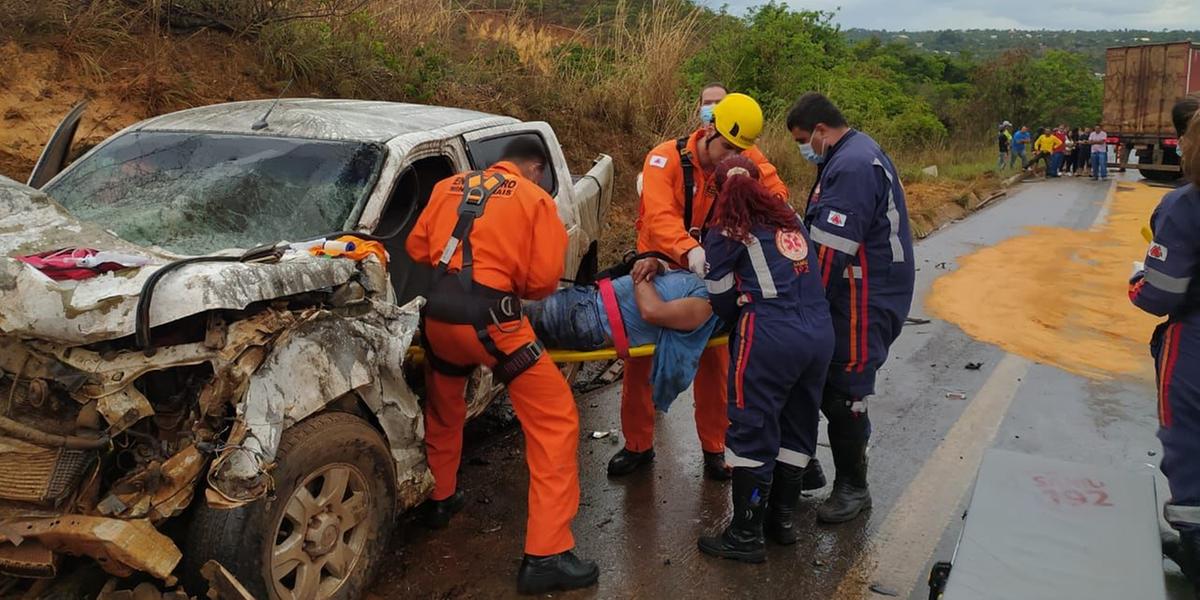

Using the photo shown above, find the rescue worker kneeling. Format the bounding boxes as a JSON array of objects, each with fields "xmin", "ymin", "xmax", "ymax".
[
  {"xmin": 405, "ymin": 138, "xmax": 598, "ymax": 594},
  {"xmin": 698, "ymin": 154, "xmax": 835, "ymax": 562}
]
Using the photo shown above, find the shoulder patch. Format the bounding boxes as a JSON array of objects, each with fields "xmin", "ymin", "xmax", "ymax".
[
  {"xmin": 827, "ymin": 210, "xmax": 848, "ymax": 228},
  {"xmin": 649, "ymin": 155, "xmax": 668, "ymax": 168},
  {"xmin": 1148, "ymin": 242, "xmax": 1169, "ymax": 261},
  {"xmin": 776, "ymin": 230, "xmax": 809, "ymax": 261}
]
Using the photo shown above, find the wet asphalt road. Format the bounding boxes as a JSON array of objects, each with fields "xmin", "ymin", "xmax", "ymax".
[{"xmin": 368, "ymin": 174, "xmax": 1188, "ymax": 599}]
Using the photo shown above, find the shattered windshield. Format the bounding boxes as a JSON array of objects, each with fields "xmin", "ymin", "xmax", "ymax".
[{"xmin": 44, "ymin": 131, "xmax": 384, "ymax": 255}]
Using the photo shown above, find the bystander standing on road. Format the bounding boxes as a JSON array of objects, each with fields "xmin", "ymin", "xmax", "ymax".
[
  {"xmin": 1072, "ymin": 127, "xmax": 1090, "ymax": 177},
  {"xmin": 1088, "ymin": 125, "xmax": 1109, "ymax": 180},
  {"xmin": 1011, "ymin": 125, "xmax": 1031, "ymax": 169},
  {"xmin": 1057, "ymin": 126, "xmax": 1074, "ymax": 176},
  {"xmin": 997, "ymin": 123, "xmax": 1011, "ymax": 170}
]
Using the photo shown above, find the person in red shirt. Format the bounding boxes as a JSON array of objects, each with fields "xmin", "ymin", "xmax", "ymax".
[
  {"xmin": 1052, "ymin": 125, "xmax": 1069, "ymax": 176},
  {"xmin": 406, "ymin": 138, "xmax": 597, "ymax": 594},
  {"xmin": 609, "ymin": 93, "xmax": 791, "ymax": 481}
]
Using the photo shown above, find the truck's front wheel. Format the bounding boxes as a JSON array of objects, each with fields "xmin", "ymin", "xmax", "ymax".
[{"xmin": 184, "ymin": 412, "xmax": 397, "ymax": 600}]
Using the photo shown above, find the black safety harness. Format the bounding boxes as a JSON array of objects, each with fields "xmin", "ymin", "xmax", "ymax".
[
  {"xmin": 421, "ymin": 170, "xmax": 545, "ymax": 384},
  {"xmin": 677, "ymin": 135, "xmax": 716, "ymax": 242}
]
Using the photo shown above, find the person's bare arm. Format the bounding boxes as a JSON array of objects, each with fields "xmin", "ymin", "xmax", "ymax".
[{"xmin": 634, "ymin": 279, "xmax": 713, "ymax": 331}]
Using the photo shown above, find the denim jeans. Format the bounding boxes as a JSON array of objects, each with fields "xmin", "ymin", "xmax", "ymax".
[
  {"xmin": 1091, "ymin": 151, "xmax": 1108, "ymax": 179},
  {"xmin": 1048, "ymin": 152, "xmax": 1062, "ymax": 177},
  {"xmin": 1011, "ymin": 149, "xmax": 1026, "ymax": 169},
  {"xmin": 997, "ymin": 152, "xmax": 1008, "ymax": 170},
  {"xmin": 526, "ymin": 285, "xmax": 609, "ymax": 351}
]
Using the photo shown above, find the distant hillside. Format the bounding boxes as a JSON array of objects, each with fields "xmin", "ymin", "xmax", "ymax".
[{"xmin": 844, "ymin": 29, "xmax": 1199, "ymax": 71}]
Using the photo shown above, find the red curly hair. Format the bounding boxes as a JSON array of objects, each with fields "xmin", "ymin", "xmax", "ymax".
[{"xmin": 711, "ymin": 155, "xmax": 799, "ymax": 242}]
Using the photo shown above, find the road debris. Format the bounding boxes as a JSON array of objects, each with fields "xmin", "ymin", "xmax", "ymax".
[
  {"xmin": 869, "ymin": 583, "xmax": 900, "ymax": 597},
  {"xmin": 946, "ymin": 392, "xmax": 968, "ymax": 400},
  {"xmin": 591, "ymin": 431, "xmax": 611, "ymax": 439},
  {"xmin": 965, "ymin": 362, "xmax": 983, "ymax": 370},
  {"xmin": 905, "ymin": 317, "xmax": 932, "ymax": 325}
]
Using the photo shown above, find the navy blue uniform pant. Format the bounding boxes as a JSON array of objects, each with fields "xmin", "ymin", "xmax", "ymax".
[
  {"xmin": 1155, "ymin": 320, "xmax": 1200, "ymax": 532},
  {"xmin": 725, "ymin": 306, "xmax": 835, "ymax": 479}
]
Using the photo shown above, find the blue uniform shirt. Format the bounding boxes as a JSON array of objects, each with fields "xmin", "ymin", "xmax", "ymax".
[
  {"xmin": 804, "ymin": 129, "xmax": 916, "ymax": 397},
  {"xmin": 703, "ymin": 221, "xmax": 829, "ymax": 324},
  {"xmin": 1131, "ymin": 183, "xmax": 1200, "ymax": 320}
]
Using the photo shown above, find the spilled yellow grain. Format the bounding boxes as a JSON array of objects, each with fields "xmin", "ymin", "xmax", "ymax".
[{"xmin": 926, "ymin": 181, "xmax": 1166, "ymax": 381}]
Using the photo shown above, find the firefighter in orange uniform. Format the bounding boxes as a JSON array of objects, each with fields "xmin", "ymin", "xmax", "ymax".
[
  {"xmin": 406, "ymin": 138, "xmax": 598, "ymax": 595},
  {"xmin": 608, "ymin": 92, "xmax": 792, "ymax": 480}
]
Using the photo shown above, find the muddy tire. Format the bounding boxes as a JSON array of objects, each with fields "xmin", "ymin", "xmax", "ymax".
[
  {"xmin": 1139, "ymin": 150, "xmax": 1182, "ymax": 183},
  {"xmin": 183, "ymin": 412, "xmax": 396, "ymax": 600}
]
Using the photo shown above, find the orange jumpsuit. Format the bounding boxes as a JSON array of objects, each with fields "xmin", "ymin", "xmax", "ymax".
[
  {"xmin": 627, "ymin": 129, "xmax": 789, "ymax": 454},
  {"xmin": 406, "ymin": 161, "xmax": 578, "ymax": 556}
]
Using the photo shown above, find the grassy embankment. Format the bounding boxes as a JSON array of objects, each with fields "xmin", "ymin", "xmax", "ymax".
[{"xmin": 0, "ymin": 0, "xmax": 1002, "ymax": 259}]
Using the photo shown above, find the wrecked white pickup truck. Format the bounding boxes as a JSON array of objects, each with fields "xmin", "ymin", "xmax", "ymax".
[{"xmin": 0, "ymin": 99, "xmax": 612, "ymax": 599}]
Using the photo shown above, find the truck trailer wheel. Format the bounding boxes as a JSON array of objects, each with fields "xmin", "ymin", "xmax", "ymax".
[
  {"xmin": 184, "ymin": 412, "xmax": 397, "ymax": 600},
  {"xmin": 1139, "ymin": 151, "xmax": 1182, "ymax": 183}
]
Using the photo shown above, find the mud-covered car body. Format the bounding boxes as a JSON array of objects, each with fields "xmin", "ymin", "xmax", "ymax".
[{"xmin": 0, "ymin": 99, "xmax": 612, "ymax": 595}]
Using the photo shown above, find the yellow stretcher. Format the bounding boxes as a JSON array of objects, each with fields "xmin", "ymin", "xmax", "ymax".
[{"xmin": 407, "ymin": 335, "xmax": 730, "ymax": 365}]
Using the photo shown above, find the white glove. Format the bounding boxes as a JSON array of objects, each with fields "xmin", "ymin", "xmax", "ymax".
[{"xmin": 686, "ymin": 246, "xmax": 707, "ymax": 277}]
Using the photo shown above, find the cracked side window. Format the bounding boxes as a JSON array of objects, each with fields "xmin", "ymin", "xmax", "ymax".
[{"xmin": 44, "ymin": 131, "xmax": 384, "ymax": 255}]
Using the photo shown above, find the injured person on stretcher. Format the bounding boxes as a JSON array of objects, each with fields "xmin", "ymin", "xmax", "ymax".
[{"xmin": 526, "ymin": 258, "xmax": 722, "ymax": 411}]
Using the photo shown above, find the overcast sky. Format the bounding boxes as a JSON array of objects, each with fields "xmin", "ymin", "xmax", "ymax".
[{"xmin": 707, "ymin": 0, "xmax": 1199, "ymax": 31}]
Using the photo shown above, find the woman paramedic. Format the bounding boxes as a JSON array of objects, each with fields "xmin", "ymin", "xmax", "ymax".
[
  {"xmin": 1129, "ymin": 94, "xmax": 1200, "ymax": 595},
  {"xmin": 696, "ymin": 153, "xmax": 835, "ymax": 563}
]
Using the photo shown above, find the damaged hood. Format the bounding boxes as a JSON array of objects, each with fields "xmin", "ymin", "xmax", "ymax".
[{"xmin": 0, "ymin": 177, "xmax": 362, "ymax": 345}]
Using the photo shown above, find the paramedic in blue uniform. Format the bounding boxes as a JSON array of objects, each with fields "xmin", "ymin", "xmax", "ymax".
[
  {"xmin": 1129, "ymin": 94, "xmax": 1200, "ymax": 594},
  {"xmin": 786, "ymin": 92, "xmax": 916, "ymax": 524},
  {"xmin": 696, "ymin": 155, "xmax": 835, "ymax": 563}
]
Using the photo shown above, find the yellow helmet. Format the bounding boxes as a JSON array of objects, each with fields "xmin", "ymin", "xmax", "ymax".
[{"xmin": 711, "ymin": 93, "xmax": 764, "ymax": 150}]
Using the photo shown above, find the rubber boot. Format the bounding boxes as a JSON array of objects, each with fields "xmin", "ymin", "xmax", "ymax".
[
  {"xmin": 421, "ymin": 491, "xmax": 466, "ymax": 530},
  {"xmin": 803, "ymin": 458, "xmax": 827, "ymax": 491},
  {"xmin": 1179, "ymin": 529, "xmax": 1200, "ymax": 599},
  {"xmin": 703, "ymin": 451, "xmax": 732, "ymax": 481},
  {"xmin": 607, "ymin": 447, "xmax": 654, "ymax": 477},
  {"xmin": 516, "ymin": 550, "xmax": 599, "ymax": 595},
  {"xmin": 698, "ymin": 468, "xmax": 770, "ymax": 563},
  {"xmin": 817, "ymin": 439, "xmax": 872, "ymax": 524},
  {"xmin": 765, "ymin": 462, "xmax": 806, "ymax": 545}
]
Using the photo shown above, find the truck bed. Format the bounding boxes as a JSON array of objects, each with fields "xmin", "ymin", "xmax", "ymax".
[{"xmin": 1103, "ymin": 41, "xmax": 1200, "ymax": 140}]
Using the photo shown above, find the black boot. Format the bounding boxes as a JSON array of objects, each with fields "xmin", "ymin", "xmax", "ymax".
[
  {"xmin": 817, "ymin": 440, "xmax": 872, "ymax": 524},
  {"xmin": 765, "ymin": 462, "xmax": 806, "ymax": 545},
  {"xmin": 698, "ymin": 468, "xmax": 770, "ymax": 563},
  {"xmin": 802, "ymin": 458, "xmax": 827, "ymax": 491},
  {"xmin": 516, "ymin": 550, "xmax": 599, "ymax": 595},
  {"xmin": 703, "ymin": 451, "xmax": 732, "ymax": 481},
  {"xmin": 1178, "ymin": 529, "xmax": 1200, "ymax": 599},
  {"xmin": 421, "ymin": 491, "xmax": 466, "ymax": 529},
  {"xmin": 607, "ymin": 447, "xmax": 654, "ymax": 476}
]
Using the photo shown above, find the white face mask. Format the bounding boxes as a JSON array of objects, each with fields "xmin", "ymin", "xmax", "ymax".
[{"xmin": 798, "ymin": 131, "xmax": 825, "ymax": 165}]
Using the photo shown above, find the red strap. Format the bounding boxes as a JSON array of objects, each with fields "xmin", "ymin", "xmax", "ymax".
[{"xmin": 597, "ymin": 278, "xmax": 631, "ymax": 359}]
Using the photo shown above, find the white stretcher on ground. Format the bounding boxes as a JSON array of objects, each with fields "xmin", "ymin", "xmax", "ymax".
[{"xmin": 931, "ymin": 448, "xmax": 1168, "ymax": 600}]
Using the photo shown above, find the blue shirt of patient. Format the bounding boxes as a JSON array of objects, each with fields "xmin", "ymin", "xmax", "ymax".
[{"xmin": 599, "ymin": 271, "xmax": 721, "ymax": 412}]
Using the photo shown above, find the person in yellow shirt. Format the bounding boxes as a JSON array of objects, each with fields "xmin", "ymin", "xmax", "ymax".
[{"xmin": 1029, "ymin": 128, "xmax": 1060, "ymax": 176}]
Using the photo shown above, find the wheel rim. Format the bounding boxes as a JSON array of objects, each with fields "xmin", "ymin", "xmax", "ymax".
[{"xmin": 269, "ymin": 463, "xmax": 371, "ymax": 600}]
